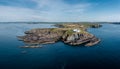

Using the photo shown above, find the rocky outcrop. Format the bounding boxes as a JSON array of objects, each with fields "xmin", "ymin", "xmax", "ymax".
[
  {"xmin": 111, "ymin": 22, "xmax": 120, "ymax": 25},
  {"xmin": 85, "ymin": 37, "xmax": 100, "ymax": 46},
  {"xmin": 18, "ymin": 27, "xmax": 100, "ymax": 46},
  {"xmin": 90, "ymin": 24, "xmax": 102, "ymax": 28},
  {"xmin": 18, "ymin": 28, "xmax": 64, "ymax": 44},
  {"xmin": 63, "ymin": 33, "xmax": 92, "ymax": 45},
  {"xmin": 62, "ymin": 32, "xmax": 100, "ymax": 46}
]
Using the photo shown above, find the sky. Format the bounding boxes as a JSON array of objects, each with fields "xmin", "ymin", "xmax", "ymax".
[{"xmin": 0, "ymin": 0, "xmax": 120, "ymax": 22}]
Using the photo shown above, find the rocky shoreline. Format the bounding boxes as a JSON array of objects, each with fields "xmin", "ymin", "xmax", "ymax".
[{"xmin": 18, "ymin": 23, "xmax": 101, "ymax": 46}]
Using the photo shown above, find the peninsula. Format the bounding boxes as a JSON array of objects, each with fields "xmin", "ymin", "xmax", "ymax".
[{"xmin": 18, "ymin": 23, "xmax": 101, "ymax": 46}]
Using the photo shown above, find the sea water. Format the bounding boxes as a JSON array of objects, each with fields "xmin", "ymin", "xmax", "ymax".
[{"xmin": 0, "ymin": 23, "xmax": 120, "ymax": 69}]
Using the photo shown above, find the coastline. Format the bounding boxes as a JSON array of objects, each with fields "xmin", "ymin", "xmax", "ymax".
[{"xmin": 18, "ymin": 23, "xmax": 101, "ymax": 47}]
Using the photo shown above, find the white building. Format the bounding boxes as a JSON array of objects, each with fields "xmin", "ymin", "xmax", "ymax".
[{"xmin": 73, "ymin": 29, "xmax": 81, "ymax": 32}]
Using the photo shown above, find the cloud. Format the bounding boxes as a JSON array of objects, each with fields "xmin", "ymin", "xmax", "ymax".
[
  {"xmin": 33, "ymin": 0, "xmax": 90, "ymax": 13},
  {"xmin": 0, "ymin": 5, "xmax": 44, "ymax": 22},
  {"xmin": 83, "ymin": 13, "xmax": 120, "ymax": 22},
  {"xmin": 0, "ymin": 0, "xmax": 91, "ymax": 22},
  {"xmin": 0, "ymin": 0, "xmax": 120, "ymax": 22},
  {"xmin": 95, "ymin": 14, "xmax": 120, "ymax": 22}
]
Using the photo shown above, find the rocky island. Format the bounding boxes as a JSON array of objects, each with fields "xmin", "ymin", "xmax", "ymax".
[{"xmin": 18, "ymin": 23, "xmax": 101, "ymax": 46}]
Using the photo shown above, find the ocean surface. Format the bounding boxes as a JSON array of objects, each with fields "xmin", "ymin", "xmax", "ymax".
[{"xmin": 0, "ymin": 23, "xmax": 120, "ymax": 69}]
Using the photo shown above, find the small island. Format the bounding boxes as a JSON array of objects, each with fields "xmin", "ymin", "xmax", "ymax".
[{"xmin": 18, "ymin": 23, "xmax": 101, "ymax": 47}]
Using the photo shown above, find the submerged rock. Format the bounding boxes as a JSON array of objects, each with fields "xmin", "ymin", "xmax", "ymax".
[
  {"xmin": 21, "ymin": 50, "xmax": 27, "ymax": 54},
  {"xmin": 20, "ymin": 45, "xmax": 42, "ymax": 48}
]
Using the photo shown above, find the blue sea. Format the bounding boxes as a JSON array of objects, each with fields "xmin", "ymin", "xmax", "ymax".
[{"xmin": 0, "ymin": 23, "xmax": 120, "ymax": 69}]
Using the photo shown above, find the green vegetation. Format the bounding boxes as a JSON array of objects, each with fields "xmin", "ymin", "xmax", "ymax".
[
  {"xmin": 64, "ymin": 30, "xmax": 74, "ymax": 35},
  {"xmin": 55, "ymin": 23, "xmax": 102, "ymax": 29}
]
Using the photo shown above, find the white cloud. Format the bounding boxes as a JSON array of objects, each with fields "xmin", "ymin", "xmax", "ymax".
[
  {"xmin": 85, "ymin": 14, "xmax": 120, "ymax": 22},
  {"xmin": 33, "ymin": 0, "xmax": 90, "ymax": 13},
  {"xmin": 98, "ymin": 15, "xmax": 120, "ymax": 22},
  {"xmin": 0, "ymin": 0, "xmax": 91, "ymax": 22},
  {"xmin": 0, "ymin": 0, "xmax": 120, "ymax": 22},
  {"xmin": 0, "ymin": 6, "xmax": 42, "ymax": 22}
]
